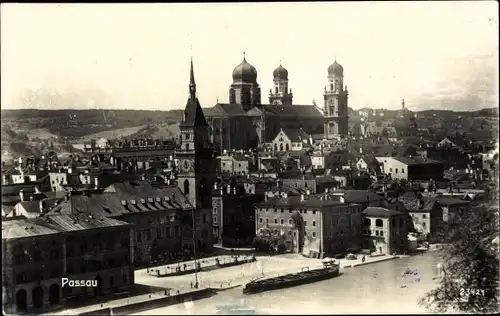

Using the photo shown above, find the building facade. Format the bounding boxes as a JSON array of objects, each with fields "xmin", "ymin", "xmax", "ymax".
[
  {"xmin": 323, "ymin": 61, "xmax": 349, "ymax": 139},
  {"xmin": 362, "ymin": 207, "xmax": 408, "ymax": 255},
  {"xmin": 2, "ymin": 215, "xmax": 133, "ymax": 314}
]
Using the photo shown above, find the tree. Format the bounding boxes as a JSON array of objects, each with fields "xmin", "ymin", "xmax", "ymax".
[{"xmin": 418, "ymin": 203, "xmax": 499, "ymax": 314}]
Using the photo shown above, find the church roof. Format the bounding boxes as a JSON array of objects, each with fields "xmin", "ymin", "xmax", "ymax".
[{"xmin": 202, "ymin": 103, "xmax": 324, "ymax": 119}]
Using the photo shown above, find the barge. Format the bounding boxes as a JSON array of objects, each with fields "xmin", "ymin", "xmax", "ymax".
[{"xmin": 243, "ymin": 259, "xmax": 340, "ymax": 294}]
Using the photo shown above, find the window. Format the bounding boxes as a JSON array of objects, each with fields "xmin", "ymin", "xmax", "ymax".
[
  {"xmin": 266, "ymin": 218, "xmax": 269, "ymax": 224},
  {"xmin": 375, "ymin": 219, "xmax": 383, "ymax": 227},
  {"xmin": 259, "ymin": 218, "xmax": 263, "ymax": 223},
  {"xmin": 274, "ymin": 219, "xmax": 278, "ymax": 224},
  {"xmin": 238, "ymin": 163, "xmax": 241, "ymax": 167},
  {"xmin": 330, "ymin": 84, "xmax": 334, "ymax": 91},
  {"xmin": 380, "ymin": 231, "xmax": 384, "ymax": 237},
  {"xmin": 364, "ymin": 218, "xmax": 371, "ymax": 226},
  {"xmin": 222, "ymin": 162, "xmax": 226, "ymax": 167},
  {"xmin": 312, "ymin": 221, "xmax": 316, "ymax": 227},
  {"xmin": 304, "ymin": 221, "xmax": 307, "ymax": 226},
  {"xmin": 146, "ymin": 229, "xmax": 152, "ymax": 241},
  {"xmin": 274, "ymin": 144, "xmax": 278, "ymax": 151},
  {"xmin": 281, "ymin": 219, "xmax": 284, "ymax": 224},
  {"xmin": 312, "ymin": 232, "xmax": 316, "ymax": 237},
  {"xmin": 422, "ymin": 222, "xmax": 426, "ymax": 228},
  {"xmin": 137, "ymin": 231, "xmax": 142, "ymax": 242},
  {"xmin": 285, "ymin": 144, "xmax": 290, "ymax": 151},
  {"xmin": 395, "ymin": 168, "xmax": 398, "ymax": 174},
  {"xmin": 185, "ymin": 143, "xmax": 189, "ymax": 150},
  {"xmin": 280, "ymin": 143, "xmax": 284, "ymax": 151},
  {"xmin": 312, "ymin": 210, "xmax": 316, "ymax": 215},
  {"xmin": 422, "ymin": 214, "xmax": 427, "ymax": 219},
  {"xmin": 389, "ymin": 168, "xmax": 393, "ymax": 173},
  {"xmin": 376, "ymin": 231, "xmax": 379, "ymax": 236},
  {"xmin": 274, "ymin": 208, "xmax": 277, "ymax": 213},
  {"xmin": 214, "ymin": 216, "xmax": 218, "ymax": 223},
  {"xmin": 275, "ymin": 87, "xmax": 278, "ymax": 93},
  {"xmin": 289, "ymin": 219, "xmax": 292, "ymax": 224},
  {"xmin": 183, "ymin": 180, "xmax": 190, "ymax": 195},
  {"xmin": 156, "ymin": 228, "xmax": 162, "ymax": 239},
  {"xmin": 401, "ymin": 169, "xmax": 405, "ymax": 173},
  {"xmin": 281, "ymin": 209, "xmax": 284, "ymax": 213},
  {"xmin": 304, "ymin": 182, "xmax": 308, "ymax": 188},
  {"xmin": 185, "ymin": 133, "xmax": 190, "ymax": 140}
]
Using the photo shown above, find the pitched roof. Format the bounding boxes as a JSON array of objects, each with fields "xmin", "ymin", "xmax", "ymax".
[
  {"xmin": 280, "ymin": 128, "xmax": 311, "ymax": 142},
  {"xmin": 393, "ymin": 156, "xmax": 442, "ymax": 165},
  {"xmin": 47, "ymin": 181, "xmax": 193, "ymax": 218},
  {"xmin": 180, "ymin": 96, "xmax": 209, "ymax": 128},
  {"xmin": 2, "ymin": 214, "xmax": 129, "ymax": 240},
  {"xmin": 363, "ymin": 207, "xmax": 402, "ymax": 217}
]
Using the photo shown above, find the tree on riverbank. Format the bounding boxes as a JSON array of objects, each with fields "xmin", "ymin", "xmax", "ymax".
[{"xmin": 418, "ymin": 203, "xmax": 499, "ymax": 314}]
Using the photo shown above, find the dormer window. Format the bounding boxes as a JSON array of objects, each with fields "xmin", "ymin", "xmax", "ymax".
[
  {"xmin": 140, "ymin": 198, "xmax": 146, "ymax": 204},
  {"xmin": 148, "ymin": 197, "xmax": 154, "ymax": 203},
  {"xmin": 130, "ymin": 200, "xmax": 136, "ymax": 205},
  {"xmin": 155, "ymin": 197, "xmax": 161, "ymax": 202},
  {"xmin": 164, "ymin": 196, "xmax": 171, "ymax": 202},
  {"xmin": 121, "ymin": 200, "xmax": 126, "ymax": 206}
]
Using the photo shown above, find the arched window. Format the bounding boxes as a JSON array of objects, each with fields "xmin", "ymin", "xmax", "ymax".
[
  {"xmin": 274, "ymin": 143, "xmax": 278, "ymax": 151},
  {"xmin": 364, "ymin": 218, "xmax": 371, "ymax": 226},
  {"xmin": 275, "ymin": 87, "xmax": 278, "ymax": 93},
  {"xmin": 375, "ymin": 219, "xmax": 383, "ymax": 227},
  {"xmin": 280, "ymin": 143, "xmax": 284, "ymax": 151},
  {"xmin": 330, "ymin": 84, "xmax": 334, "ymax": 91},
  {"xmin": 285, "ymin": 143, "xmax": 290, "ymax": 151},
  {"xmin": 183, "ymin": 180, "xmax": 190, "ymax": 195}
]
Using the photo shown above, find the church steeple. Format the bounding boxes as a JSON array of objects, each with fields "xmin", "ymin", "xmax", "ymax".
[
  {"xmin": 189, "ymin": 57, "xmax": 196, "ymax": 99},
  {"xmin": 180, "ymin": 58, "xmax": 208, "ymax": 128}
]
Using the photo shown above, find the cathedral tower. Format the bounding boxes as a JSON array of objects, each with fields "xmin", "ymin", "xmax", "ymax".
[
  {"xmin": 323, "ymin": 60, "xmax": 349, "ymax": 139},
  {"xmin": 229, "ymin": 53, "xmax": 261, "ymax": 111},
  {"xmin": 269, "ymin": 63, "xmax": 293, "ymax": 105},
  {"xmin": 176, "ymin": 58, "xmax": 216, "ymax": 251}
]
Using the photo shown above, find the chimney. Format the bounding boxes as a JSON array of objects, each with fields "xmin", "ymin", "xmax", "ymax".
[{"xmin": 19, "ymin": 190, "xmax": 25, "ymax": 202}]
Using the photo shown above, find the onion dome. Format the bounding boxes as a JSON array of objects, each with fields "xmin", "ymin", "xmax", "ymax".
[
  {"xmin": 273, "ymin": 64, "xmax": 288, "ymax": 80},
  {"xmin": 232, "ymin": 55, "xmax": 258, "ymax": 84},
  {"xmin": 328, "ymin": 60, "xmax": 344, "ymax": 76}
]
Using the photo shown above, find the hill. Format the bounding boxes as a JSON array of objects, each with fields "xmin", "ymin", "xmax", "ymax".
[{"xmin": 1, "ymin": 109, "xmax": 183, "ymax": 140}]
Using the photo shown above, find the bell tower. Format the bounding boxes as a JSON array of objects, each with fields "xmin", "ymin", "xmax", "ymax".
[
  {"xmin": 175, "ymin": 58, "xmax": 216, "ymax": 252},
  {"xmin": 269, "ymin": 62, "xmax": 293, "ymax": 105},
  {"xmin": 323, "ymin": 59, "xmax": 349, "ymax": 139}
]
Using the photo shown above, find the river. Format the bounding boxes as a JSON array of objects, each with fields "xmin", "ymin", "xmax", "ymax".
[{"xmin": 137, "ymin": 251, "xmax": 442, "ymax": 315}]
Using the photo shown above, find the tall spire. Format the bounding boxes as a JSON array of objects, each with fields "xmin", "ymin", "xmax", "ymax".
[{"xmin": 189, "ymin": 57, "xmax": 196, "ymax": 99}]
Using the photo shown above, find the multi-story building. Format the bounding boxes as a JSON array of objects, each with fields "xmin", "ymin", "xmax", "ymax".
[
  {"xmin": 377, "ymin": 156, "xmax": 444, "ymax": 181},
  {"xmin": 2, "ymin": 214, "xmax": 133, "ymax": 314},
  {"xmin": 362, "ymin": 207, "xmax": 408, "ymax": 255},
  {"xmin": 281, "ymin": 174, "xmax": 339, "ymax": 194},
  {"xmin": 271, "ymin": 128, "xmax": 312, "ymax": 153},
  {"xmin": 216, "ymin": 151, "xmax": 254, "ymax": 175},
  {"xmin": 254, "ymin": 193, "xmax": 363, "ymax": 258},
  {"xmin": 402, "ymin": 196, "xmax": 443, "ymax": 241},
  {"xmin": 212, "ymin": 183, "xmax": 263, "ymax": 248}
]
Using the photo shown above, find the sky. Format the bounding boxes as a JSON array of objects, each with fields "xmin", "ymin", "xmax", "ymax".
[{"xmin": 1, "ymin": 2, "xmax": 498, "ymax": 112}]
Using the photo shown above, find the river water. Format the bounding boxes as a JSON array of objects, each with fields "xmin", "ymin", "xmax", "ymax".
[{"xmin": 138, "ymin": 251, "xmax": 441, "ymax": 315}]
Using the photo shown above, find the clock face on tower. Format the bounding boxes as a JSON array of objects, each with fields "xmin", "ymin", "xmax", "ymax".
[{"xmin": 182, "ymin": 159, "xmax": 192, "ymax": 172}]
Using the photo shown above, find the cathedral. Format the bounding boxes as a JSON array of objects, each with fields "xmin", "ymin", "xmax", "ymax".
[{"xmin": 202, "ymin": 54, "xmax": 350, "ymax": 154}]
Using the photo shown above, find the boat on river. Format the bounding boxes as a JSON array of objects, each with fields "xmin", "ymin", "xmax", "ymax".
[{"xmin": 243, "ymin": 259, "xmax": 340, "ymax": 295}]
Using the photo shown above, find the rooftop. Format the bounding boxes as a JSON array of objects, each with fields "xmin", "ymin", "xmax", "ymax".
[
  {"xmin": 2, "ymin": 214, "xmax": 129, "ymax": 240},
  {"xmin": 363, "ymin": 207, "xmax": 402, "ymax": 218}
]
